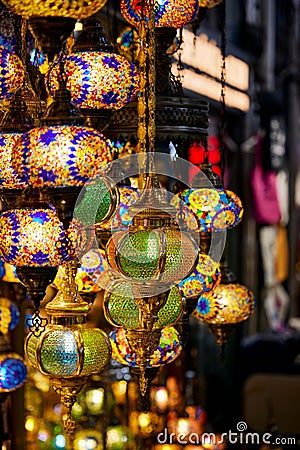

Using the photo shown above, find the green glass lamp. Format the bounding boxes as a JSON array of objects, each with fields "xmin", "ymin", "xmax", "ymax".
[{"xmin": 25, "ymin": 262, "xmax": 111, "ymax": 446}]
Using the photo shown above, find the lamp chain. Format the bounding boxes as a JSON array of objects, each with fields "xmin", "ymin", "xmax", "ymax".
[{"xmin": 219, "ymin": 0, "xmax": 226, "ymax": 182}]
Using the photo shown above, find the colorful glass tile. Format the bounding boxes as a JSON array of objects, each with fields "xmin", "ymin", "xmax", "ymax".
[
  {"xmin": 0, "ymin": 132, "xmax": 27, "ymax": 188},
  {"xmin": 120, "ymin": 0, "xmax": 200, "ymax": 28},
  {"xmin": 1, "ymin": 0, "xmax": 108, "ymax": 19},
  {"xmin": 0, "ymin": 297, "xmax": 20, "ymax": 334},
  {"xmin": 193, "ymin": 283, "xmax": 255, "ymax": 324},
  {"xmin": 47, "ymin": 52, "xmax": 139, "ymax": 110},
  {"xmin": 12, "ymin": 125, "xmax": 113, "ymax": 188},
  {"xmin": 110, "ymin": 326, "xmax": 182, "ymax": 368},
  {"xmin": 0, "ymin": 47, "xmax": 24, "ymax": 100},
  {"xmin": 179, "ymin": 187, "xmax": 243, "ymax": 232},
  {"xmin": 0, "ymin": 353, "xmax": 27, "ymax": 392},
  {"xmin": 0, "ymin": 208, "xmax": 70, "ymax": 267},
  {"xmin": 179, "ymin": 254, "xmax": 221, "ymax": 299}
]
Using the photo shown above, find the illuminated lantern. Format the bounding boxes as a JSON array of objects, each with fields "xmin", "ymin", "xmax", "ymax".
[
  {"xmin": 0, "ymin": 352, "xmax": 27, "ymax": 393},
  {"xmin": 1, "ymin": 0, "xmax": 108, "ymax": 18},
  {"xmin": 48, "ymin": 52, "xmax": 139, "ymax": 111},
  {"xmin": 0, "ymin": 297, "xmax": 20, "ymax": 334},
  {"xmin": 0, "ymin": 208, "xmax": 69, "ymax": 267},
  {"xmin": 0, "ymin": 47, "xmax": 25, "ymax": 100},
  {"xmin": 120, "ymin": 0, "xmax": 201, "ymax": 28},
  {"xmin": 110, "ymin": 326, "xmax": 183, "ymax": 368},
  {"xmin": 12, "ymin": 125, "xmax": 113, "ymax": 188},
  {"xmin": 179, "ymin": 254, "xmax": 221, "ymax": 299}
]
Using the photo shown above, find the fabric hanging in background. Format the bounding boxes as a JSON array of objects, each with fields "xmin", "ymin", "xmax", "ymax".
[{"xmin": 250, "ymin": 133, "xmax": 281, "ymax": 225}]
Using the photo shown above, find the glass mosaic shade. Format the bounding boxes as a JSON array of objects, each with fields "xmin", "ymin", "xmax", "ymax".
[
  {"xmin": 120, "ymin": 0, "xmax": 200, "ymax": 28},
  {"xmin": 106, "ymin": 227, "xmax": 198, "ymax": 284},
  {"xmin": 0, "ymin": 132, "xmax": 27, "ymax": 189},
  {"xmin": 0, "ymin": 208, "xmax": 70, "ymax": 267},
  {"xmin": 193, "ymin": 283, "xmax": 255, "ymax": 325},
  {"xmin": 179, "ymin": 254, "xmax": 221, "ymax": 299},
  {"xmin": 1, "ymin": 0, "xmax": 108, "ymax": 18},
  {"xmin": 47, "ymin": 52, "xmax": 139, "ymax": 110},
  {"xmin": 26, "ymin": 326, "xmax": 111, "ymax": 378},
  {"xmin": 11, "ymin": 125, "xmax": 113, "ymax": 188},
  {"xmin": 0, "ymin": 352, "xmax": 27, "ymax": 392},
  {"xmin": 74, "ymin": 177, "xmax": 119, "ymax": 227},
  {"xmin": 104, "ymin": 281, "xmax": 184, "ymax": 329},
  {"xmin": 110, "ymin": 326, "xmax": 183, "ymax": 368},
  {"xmin": 0, "ymin": 297, "xmax": 20, "ymax": 334},
  {"xmin": 0, "ymin": 47, "xmax": 25, "ymax": 100},
  {"xmin": 179, "ymin": 187, "xmax": 244, "ymax": 232}
]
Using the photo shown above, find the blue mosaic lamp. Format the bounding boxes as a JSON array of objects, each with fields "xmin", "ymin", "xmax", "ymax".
[
  {"xmin": 178, "ymin": 162, "xmax": 244, "ymax": 232},
  {"xmin": 0, "ymin": 193, "xmax": 72, "ymax": 327},
  {"xmin": 47, "ymin": 16, "xmax": 139, "ymax": 131},
  {"xmin": 0, "ymin": 297, "xmax": 20, "ymax": 334},
  {"xmin": 0, "ymin": 352, "xmax": 27, "ymax": 393}
]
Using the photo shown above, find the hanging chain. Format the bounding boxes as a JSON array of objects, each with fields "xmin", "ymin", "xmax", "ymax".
[
  {"xmin": 148, "ymin": 0, "xmax": 156, "ymax": 155},
  {"xmin": 219, "ymin": 0, "xmax": 226, "ymax": 182},
  {"xmin": 136, "ymin": 0, "xmax": 157, "ymax": 178}
]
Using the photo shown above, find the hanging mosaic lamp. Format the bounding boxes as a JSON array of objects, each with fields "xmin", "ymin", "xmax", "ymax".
[
  {"xmin": 0, "ymin": 297, "xmax": 20, "ymax": 334},
  {"xmin": 0, "ymin": 88, "xmax": 33, "ymax": 207},
  {"xmin": 47, "ymin": 16, "xmax": 140, "ymax": 131},
  {"xmin": 193, "ymin": 259, "xmax": 255, "ymax": 349},
  {"xmin": 104, "ymin": 280, "xmax": 184, "ymax": 331},
  {"xmin": 178, "ymin": 162, "xmax": 243, "ymax": 232},
  {"xmin": 179, "ymin": 253, "xmax": 221, "ymax": 300},
  {"xmin": 0, "ymin": 352, "xmax": 27, "ymax": 393},
  {"xmin": 0, "ymin": 190, "xmax": 71, "ymax": 325},
  {"xmin": 120, "ymin": 0, "xmax": 201, "ymax": 28},
  {"xmin": 11, "ymin": 80, "xmax": 113, "ymax": 230},
  {"xmin": 1, "ymin": 0, "xmax": 108, "ymax": 61},
  {"xmin": 25, "ymin": 261, "xmax": 111, "ymax": 445},
  {"xmin": 106, "ymin": 175, "xmax": 199, "ymax": 293},
  {"xmin": 0, "ymin": 334, "xmax": 27, "ymax": 394},
  {"xmin": 110, "ymin": 325, "xmax": 183, "ymax": 411},
  {"xmin": 0, "ymin": 47, "xmax": 25, "ymax": 101}
]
